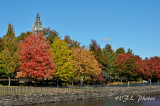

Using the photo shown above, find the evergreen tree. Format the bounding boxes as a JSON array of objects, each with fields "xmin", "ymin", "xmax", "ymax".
[{"xmin": 103, "ymin": 44, "xmax": 115, "ymax": 80}]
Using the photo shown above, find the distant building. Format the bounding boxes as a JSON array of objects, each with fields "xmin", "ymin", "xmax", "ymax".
[{"xmin": 32, "ymin": 12, "xmax": 44, "ymax": 34}]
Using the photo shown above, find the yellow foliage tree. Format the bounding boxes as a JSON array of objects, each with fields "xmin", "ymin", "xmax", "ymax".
[{"xmin": 50, "ymin": 38, "xmax": 73, "ymax": 86}]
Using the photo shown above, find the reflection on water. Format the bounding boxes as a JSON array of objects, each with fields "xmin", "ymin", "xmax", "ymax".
[{"xmin": 30, "ymin": 93, "xmax": 160, "ymax": 106}]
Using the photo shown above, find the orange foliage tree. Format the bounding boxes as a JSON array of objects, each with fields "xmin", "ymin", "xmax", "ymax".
[
  {"xmin": 16, "ymin": 33, "xmax": 56, "ymax": 80},
  {"xmin": 71, "ymin": 47, "xmax": 102, "ymax": 85}
]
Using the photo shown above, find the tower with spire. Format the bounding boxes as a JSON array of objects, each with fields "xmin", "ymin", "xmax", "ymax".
[{"xmin": 32, "ymin": 12, "xmax": 44, "ymax": 34}]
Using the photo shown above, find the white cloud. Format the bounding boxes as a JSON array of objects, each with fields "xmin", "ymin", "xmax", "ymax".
[{"xmin": 101, "ymin": 38, "xmax": 111, "ymax": 42}]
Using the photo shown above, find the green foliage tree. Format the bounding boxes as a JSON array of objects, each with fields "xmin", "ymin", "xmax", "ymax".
[
  {"xmin": 115, "ymin": 47, "xmax": 125, "ymax": 56},
  {"xmin": 103, "ymin": 44, "xmax": 115, "ymax": 80},
  {"xmin": 43, "ymin": 27, "xmax": 59, "ymax": 44},
  {"xmin": 0, "ymin": 24, "xmax": 18, "ymax": 86},
  {"xmin": 16, "ymin": 31, "xmax": 31, "ymax": 42},
  {"xmin": 127, "ymin": 48, "xmax": 133, "ymax": 55},
  {"xmin": 50, "ymin": 38, "xmax": 74, "ymax": 86}
]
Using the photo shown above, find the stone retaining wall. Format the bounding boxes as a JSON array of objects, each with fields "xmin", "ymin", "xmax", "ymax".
[{"xmin": 0, "ymin": 86, "xmax": 160, "ymax": 106}]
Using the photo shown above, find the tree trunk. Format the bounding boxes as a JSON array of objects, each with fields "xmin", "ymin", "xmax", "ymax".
[
  {"xmin": 80, "ymin": 76, "xmax": 84, "ymax": 87},
  {"xmin": 34, "ymin": 79, "xmax": 37, "ymax": 87},
  {"xmin": 120, "ymin": 78, "xmax": 122, "ymax": 83},
  {"xmin": 8, "ymin": 76, "xmax": 10, "ymax": 86},
  {"xmin": 72, "ymin": 81, "xmax": 74, "ymax": 86},
  {"xmin": 34, "ymin": 82, "xmax": 36, "ymax": 87},
  {"xmin": 149, "ymin": 79, "xmax": 152, "ymax": 85},
  {"xmin": 80, "ymin": 80, "xmax": 83, "ymax": 87},
  {"xmin": 128, "ymin": 81, "xmax": 130, "ymax": 87}
]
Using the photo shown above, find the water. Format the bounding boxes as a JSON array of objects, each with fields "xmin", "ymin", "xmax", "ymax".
[{"xmin": 30, "ymin": 93, "xmax": 160, "ymax": 106}]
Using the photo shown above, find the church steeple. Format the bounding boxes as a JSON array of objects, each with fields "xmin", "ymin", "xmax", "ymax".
[
  {"xmin": 36, "ymin": 12, "xmax": 40, "ymax": 18},
  {"xmin": 32, "ymin": 12, "xmax": 44, "ymax": 34}
]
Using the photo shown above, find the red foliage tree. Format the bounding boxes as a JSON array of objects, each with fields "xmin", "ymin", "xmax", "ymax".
[
  {"xmin": 114, "ymin": 53, "xmax": 140, "ymax": 86},
  {"xmin": 16, "ymin": 33, "xmax": 56, "ymax": 80},
  {"xmin": 150, "ymin": 57, "xmax": 160, "ymax": 79},
  {"xmin": 133, "ymin": 55, "xmax": 144, "ymax": 75},
  {"xmin": 138, "ymin": 56, "xmax": 160, "ymax": 84},
  {"xmin": 94, "ymin": 72, "xmax": 106, "ymax": 83},
  {"xmin": 141, "ymin": 59, "xmax": 153, "ymax": 83}
]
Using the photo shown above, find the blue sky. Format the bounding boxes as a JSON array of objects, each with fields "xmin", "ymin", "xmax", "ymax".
[{"xmin": 0, "ymin": 0, "xmax": 160, "ymax": 59}]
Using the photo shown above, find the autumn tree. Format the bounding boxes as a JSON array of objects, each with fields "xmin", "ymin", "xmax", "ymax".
[
  {"xmin": 139, "ymin": 56, "xmax": 160, "ymax": 84},
  {"xmin": 0, "ymin": 24, "xmax": 18, "ymax": 86},
  {"xmin": 114, "ymin": 53, "xmax": 138, "ymax": 86},
  {"xmin": 103, "ymin": 44, "xmax": 115, "ymax": 80},
  {"xmin": 115, "ymin": 47, "xmax": 125, "ymax": 56},
  {"xmin": 17, "ymin": 33, "xmax": 55, "ymax": 81},
  {"xmin": 16, "ymin": 31, "xmax": 31, "ymax": 42},
  {"xmin": 151, "ymin": 57, "xmax": 160, "ymax": 79},
  {"xmin": 89, "ymin": 39, "xmax": 108, "ymax": 73},
  {"xmin": 72, "ymin": 46, "xmax": 101, "ymax": 86},
  {"xmin": 131, "ymin": 55, "xmax": 144, "ymax": 81},
  {"xmin": 141, "ymin": 59, "xmax": 153, "ymax": 84},
  {"xmin": 94, "ymin": 72, "xmax": 106, "ymax": 83},
  {"xmin": 43, "ymin": 27, "xmax": 59, "ymax": 44},
  {"xmin": 50, "ymin": 38, "xmax": 74, "ymax": 86},
  {"xmin": 127, "ymin": 48, "xmax": 133, "ymax": 55},
  {"xmin": 0, "ymin": 49, "xmax": 18, "ymax": 83},
  {"xmin": 0, "ymin": 37, "xmax": 4, "ymax": 52},
  {"xmin": 64, "ymin": 35, "xmax": 80, "ymax": 49}
]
